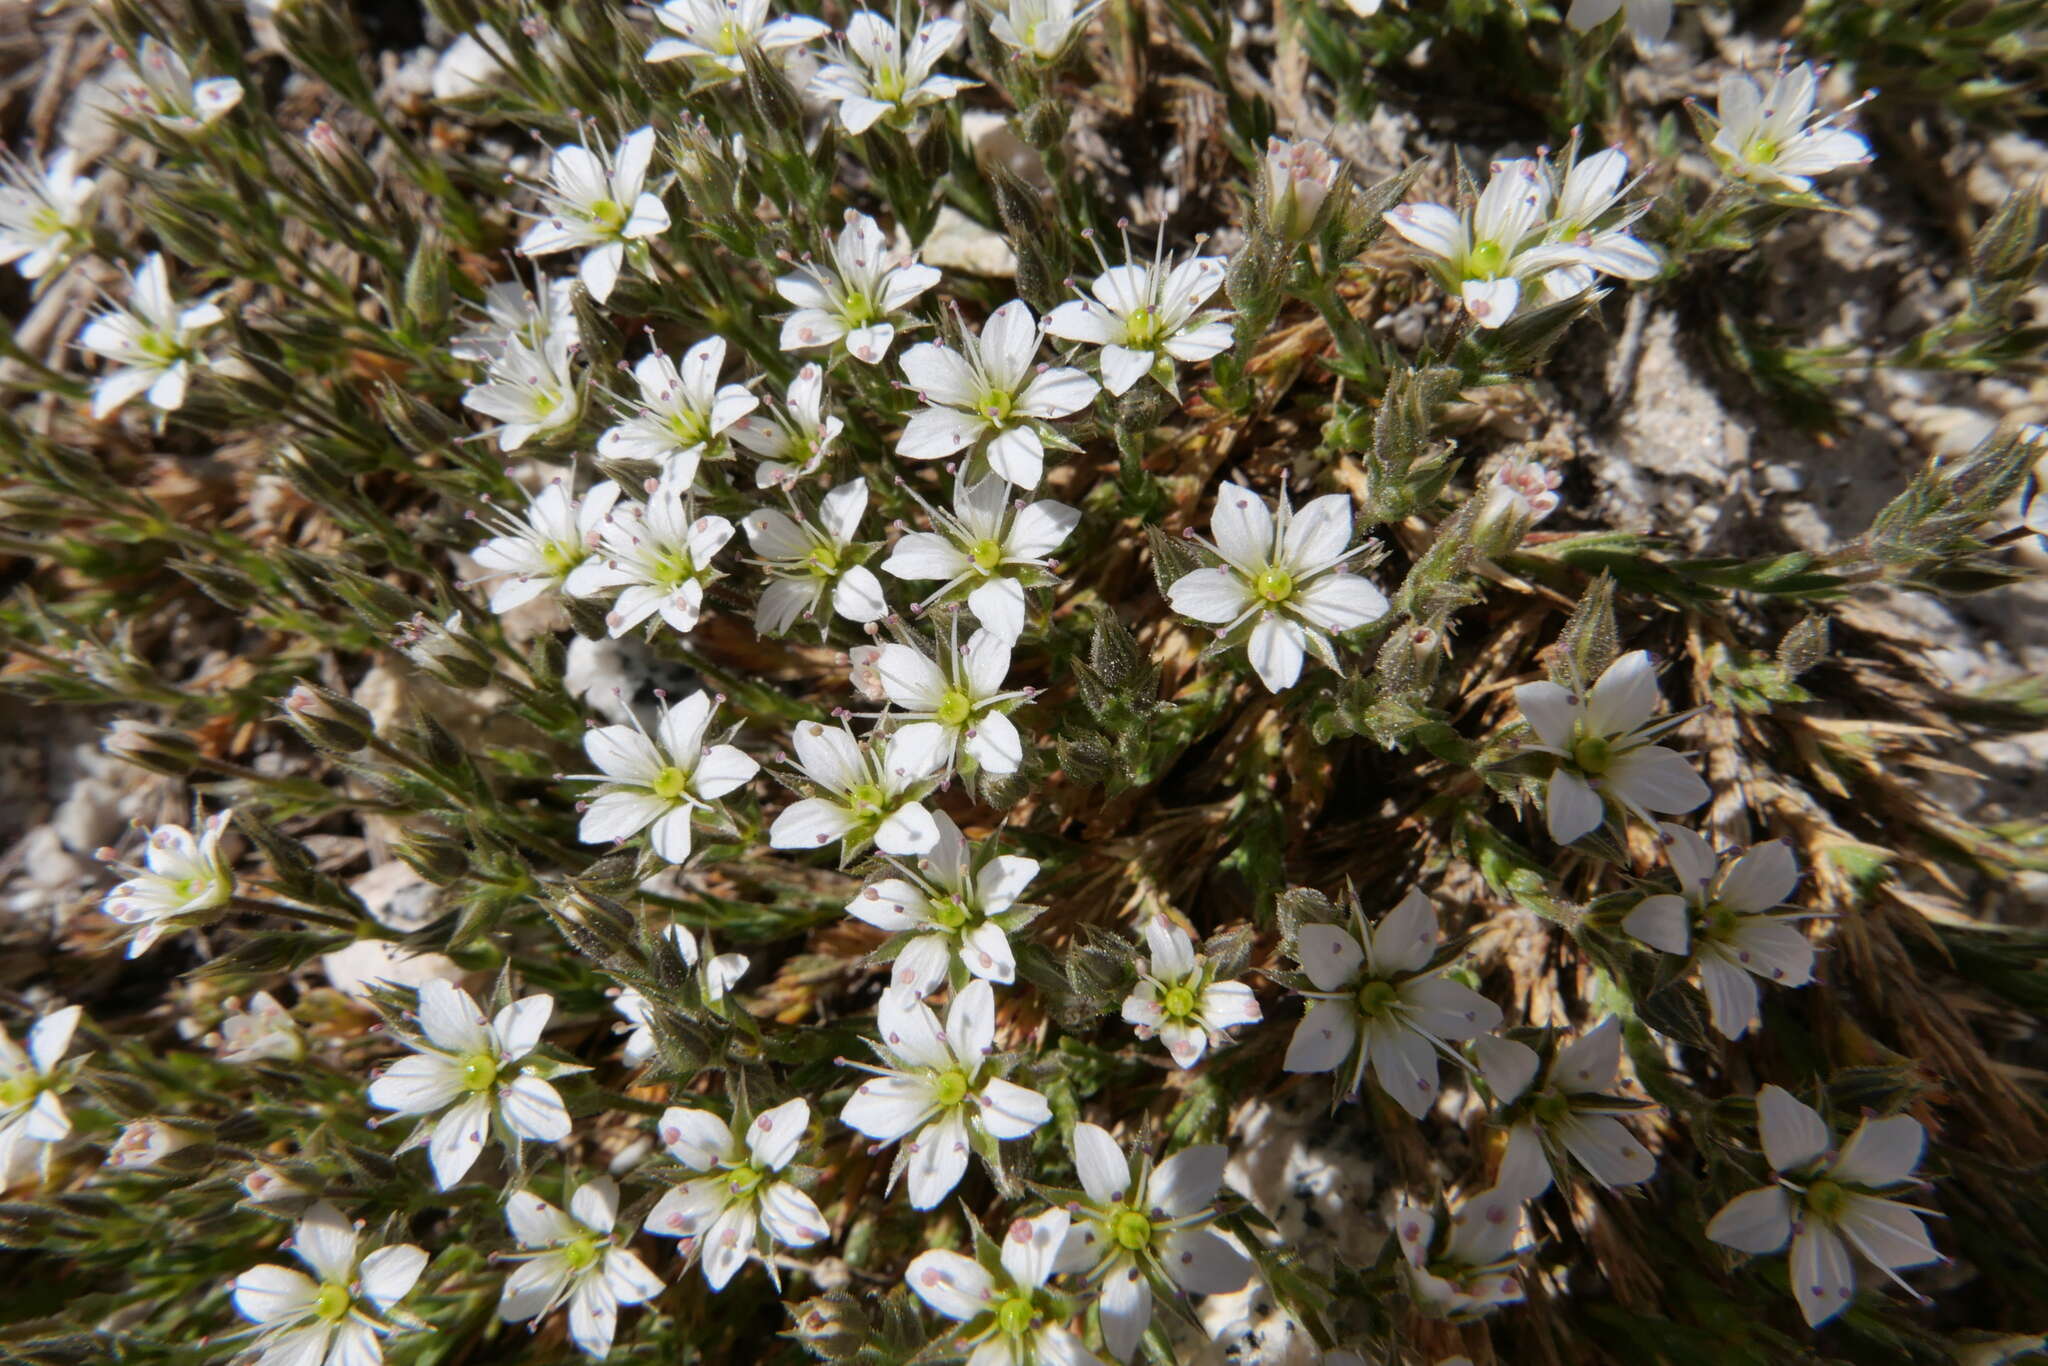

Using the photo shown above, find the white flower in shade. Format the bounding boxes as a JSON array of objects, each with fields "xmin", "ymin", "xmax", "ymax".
[
  {"xmin": 897, "ymin": 300, "xmax": 1100, "ymax": 490},
  {"xmin": 1705, "ymin": 1085, "xmax": 1940, "ymax": 1327},
  {"xmin": 645, "ymin": 1097, "xmax": 830, "ymax": 1288},
  {"xmin": 909, "ymin": 1209, "xmax": 1102, "ymax": 1366},
  {"xmin": 1168, "ymin": 481, "xmax": 1389, "ymax": 693},
  {"xmin": 989, "ymin": 0, "xmax": 1099, "ymax": 60},
  {"xmin": 1121, "ymin": 915, "xmax": 1261, "ymax": 1068},
  {"xmin": 873, "ymin": 623, "xmax": 1031, "ymax": 776},
  {"xmin": 431, "ymin": 25, "xmax": 513, "ymax": 101},
  {"xmin": 882, "ymin": 472, "xmax": 1081, "ymax": 641},
  {"xmin": 567, "ymin": 476, "xmax": 737, "ymax": 637},
  {"xmin": 777, "ymin": 209, "xmax": 942, "ymax": 365},
  {"xmin": 498, "ymin": 1178, "xmax": 665, "ymax": 1358},
  {"xmin": 1044, "ymin": 232, "xmax": 1232, "ymax": 397},
  {"xmin": 768, "ymin": 720, "xmax": 948, "ymax": 858},
  {"xmin": 1056, "ymin": 1126, "xmax": 1251, "ymax": 1360},
  {"xmin": 730, "ymin": 363, "xmax": 845, "ymax": 487},
  {"xmin": 1395, "ymin": 1187, "xmax": 1527, "ymax": 1319},
  {"xmin": 79, "ymin": 253, "xmax": 226, "ymax": 419},
  {"xmin": 617, "ymin": 925, "xmax": 751, "ymax": 1066},
  {"xmin": 210, "ymin": 991, "xmax": 305, "ymax": 1065},
  {"xmin": 845, "ymin": 810, "xmax": 1040, "ymax": 998},
  {"xmin": 120, "ymin": 37, "xmax": 243, "ymax": 132},
  {"xmin": 1707, "ymin": 63, "xmax": 1873, "ymax": 193},
  {"xmin": 469, "ymin": 477, "xmax": 621, "ymax": 615},
  {"xmin": 462, "ymin": 329, "xmax": 580, "ymax": 452},
  {"xmin": 98, "ymin": 809, "xmax": 235, "ymax": 957},
  {"xmin": 1259, "ymin": 137, "xmax": 1340, "ymax": 242},
  {"xmin": 809, "ymin": 11, "xmax": 978, "ymax": 135},
  {"xmin": 741, "ymin": 478, "xmax": 890, "ymax": 636},
  {"xmin": 1514, "ymin": 650, "xmax": 1709, "ymax": 845},
  {"xmin": 1282, "ymin": 889, "xmax": 1502, "ymax": 1117},
  {"xmin": 645, "ymin": 0, "xmax": 829, "ymax": 74},
  {"xmin": 516, "ymin": 127, "xmax": 669, "ymax": 304},
  {"xmin": 1475, "ymin": 1018, "xmax": 1656, "ymax": 1200},
  {"xmin": 1567, "ymin": 0, "xmax": 1674, "ymax": 44},
  {"xmin": 840, "ymin": 979, "xmax": 1051, "ymax": 1208},
  {"xmin": 1528, "ymin": 145, "xmax": 1661, "ymax": 305},
  {"xmin": 452, "ymin": 276, "xmax": 577, "ymax": 365},
  {"xmin": 1383, "ymin": 159, "xmax": 1593, "ymax": 328},
  {"xmin": 597, "ymin": 338, "xmax": 758, "ymax": 487},
  {"xmin": 1622, "ymin": 824, "xmax": 1818, "ymax": 1039},
  {"xmin": 573, "ymin": 688, "xmax": 759, "ymax": 862},
  {"xmin": 231, "ymin": 1202, "xmax": 428, "ymax": 1366},
  {"xmin": 0, "ymin": 1006, "xmax": 83, "ymax": 1181},
  {"xmin": 0, "ymin": 149, "xmax": 96, "ymax": 280},
  {"xmin": 365, "ymin": 981, "xmax": 572, "ymax": 1189}
]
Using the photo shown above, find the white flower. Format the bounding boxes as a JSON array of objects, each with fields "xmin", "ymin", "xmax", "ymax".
[
  {"xmin": 880, "ymin": 471, "xmax": 1081, "ymax": 641},
  {"xmin": 98, "ymin": 808, "xmax": 235, "ymax": 957},
  {"xmin": 1566, "ymin": 0, "xmax": 1674, "ymax": 44},
  {"xmin": 573, "ymin": 688, "xmax": 759, "ymax": 862},
  {"xmin": 1168, "ymin": 480, "xmax": 1389, "ymax": 693},
  {"xmin": 1055, "ymin": 1126, "xmax": 1251, "ymax": 1360},
  {"xmin": 846, "ymin": 810, "xmax": 1040, "ymax": 998},
  {"xmin": 777, "ymin": 209, "xmax": 942, "ymax": 365},
  {"xmin": 645, "ymin": 0, "xmax": 830, "ymax": 74},
  {"xmin": 498, "ymin": 1178, "xmax": 665, "ymax": 1358},
  {"xmin": 210, "ymin": 991, "xmax": 305, "ymax": 1065},
  {"xmin": 740, "ymin": 478, "xmax": 890, "ymax": 636},
  {"xmin": 431, "ymin": 26, "xmax": 514, "ymax": 101},
  {"xmin": 567, "ymin": 476, "xmax": 737, "ymax": 637},
  {"xmin": 120, "ymin": 37, "xmax": 244, "ymax": 132},
  {"xmin": 768, "ymin": 720, "xmax": 948, "ymax": 858},
  {"xmin": 0, "ymin": 1006, "xmax": 83, "ymax": 1182},
  {"xmin": 872, "ymin": 623, "xmax": 1031, "ymax": 776},
  {"xmin": 1622, "ymin": 824, "xmax": 1818, "ymax": 1039},
  {"xmin": 107, "ymin": 1118, "xmax": 199, "ymax": 1169},
  {"xmin": 840, "ymin": 979, "xmax": 1051, "ymax": 1208},
  {"xmin": 462, "ymin": 328, "xmax": 580, "ymax": 452},
  {"xmin": 1281, "ymin": 889, "xmax": 1501, "ymax": 1117},
  {"xmin": 908, "ymin": 1209, "xmax": 1104, "ymax": 1366},
  {"xmin": 645, "ymin": 1097, "xmax": 830, "ymax": 1289},
  {"xmin": 0, "ymin": 148, "xmax": 95, "ymax": 280},
  {"xmin": 1395, "ymin": 1187, "xmax": 1527, "ymax": 1319},
  {"xmin": 729, "ymin": 363, "xmax": 845, "ymax": 487},
  {"xmin": 365, "ymin": 981, "xmax": 572, "ymax": 1189},
  {"xmin": 1121, "ymin": 915, "xmax": 1261, "ymax": 1068},
  {"xmin": 1514, "ymin": 650, "xmax": 1710, "ymax": 845},
  {"xmin": 809, "ymin": 12, "xmax": 978, "ymax": 135},
  {"xmin": 1259, "ymin": 137, "xmax": 1340, "ymax": 242},
  {"xmin": 469, "ymin": 477, "xmax": 621, "ymax": 614},
  {"xmin": 79, "ymin": 253, "xmax": 227, "ymax": 419},
  {"xmin": 989, "ymin": 0, "xmax": 1100, "ymax": 62},
  {"xmin": 1705, "ymin": 1085, "xmax": 1940, "ymax": 1327},
  {"xmin": 1044, "ymin": 233, "xmax": 1232, "ymax": 397},
  {"xmin": 617, "ymin": 925, "xmax": 751, "ymax": 1066},
  {"xmin": 1527, "ymin": 145, "xmax": 1662, "ymax": 305},
  {"xmin": 1383, "ymin": 158, "xmax": 1597, "ymax": 328},
  {"xmin": 1475, "ymin": 1017, "xmax": 1656, "ymax": 1200},
  {"xmin": 1471, "ymin": 457, "xmax": 1561, "ymax": 553},
  {"xmin": 598, "ymin": 337, "xmax": 758, "ymax": 487},
  {"xmin": 1708, "ymin": 63, "xmax": 1873, "ymax": 192},
  {"xmin": 231, "ymin": 1202, "xmax": 428, "ymax": 1366},
  {"xmin": 242, "ymin": 1164, "xmax": 308, "ymax": 1205},
  {"xmin": 453, "ymin": 275, "xmax": 577, "ymax": 364},
  {"xmin": 516, "ymin": 127, "xmax": 670, "ymax": 304},
  {"xmin": 897, "ymin": 300, "xmax": 1099, "ymax": 490}
]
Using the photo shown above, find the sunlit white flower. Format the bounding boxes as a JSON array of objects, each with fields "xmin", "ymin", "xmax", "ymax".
[
  {"xmin": 469, "ymin": 477, "xmax": 621, "ymax": 614},
  {"xmin": 572, "ymin": 688, "xmax": 759, "ymax": 862},
  {"xmin": 646, "ymin": 1097, "xmax": 829, "ymax": 1289},
  {"xmin": 989, "ymin": 0, "xmax": 1100, "ymax": 62},
  {"xmin": 1528, "ymin": 145, "xmax": 1662, "ymax": 305},
  {"xmin": 1622, "ymin": 824, "xmax": 1818, "ymax": 1039},
  {"xmin": 1707, "ymin": 63, "xmax": 1873, "ymax": 193},
  {"xmin": 645, "ymin": 0, "xmax": 830, "ymax": 74},
  {"xmin": 119, "ymin": 37, "xmax": 243, "ymax": 133},
  {"xmin": 0, "ymin": 149, "xmax": 95, "ymax": 280},
  {"xmin": 730, "ymin": 363, "xmax": 845, "ymax": 487},
  {"xmin": 1383, "ymin": 159, "xmax": 1597, "ymax": 328},
  {"xmin": 873, "ymin": 623, "xmax": 1031, "ymax": 776},
  {"xmin": 210, "ymin": 991, "xmax": 305, "ymax": 1065},
  {"xmin": 777, "ymin": 210, "xmax": 941, "ymax": 365},
  {"xmin": 768, "ymin": 720, "xmax": 948, "ymax": 858},
  {"xmin": 568, "ymin": 476, "xmax": 737, "ymax": 637},
  {"xmin": 741, "ymin": 478, "xmax": 890, "ymax": 636},
  {"xmin": 0, "ymin": 1006, "xmax": 83, "ymax": 1182},
  {"xmin": 516, "ymin": 127, "xmax": 669, "ymax": 304},
  {"xmin": 1705, "ymin": 1085, "xmax": 1940, "ymax": 1327},
  {"xmin": 231, "ymin": 1202, "xmax": 428, "ymax": 1366},
  {"xmin": 617, "ymin": 925, "xmax": 751, "ymax": 1066},
  {"xmin": 97, "ymin": 808, "xmax": 235, "ymax": 957},
  {"xmin": 1168, "ymin": 480, "xmax": 1388, "ymax": 693},
  {"xmin": 1395, "ymin": 1187, "xmax": 1527, "ymax": 1319},
  {"xmin": 462, "ymin": 328, "xmax": 580, "ymax": 452},
  {"xmin": 1514, "ymin": 650, "xmax": 1710, "ymax": 845},
  {"xmin": 898, "ymin": 300, "xmax": 1098, "ymax": 490},
  {"xmin": 1055, "ymin": 1126, "xmax": 1250, "ymax": 1359},
  {"xmin": 1567, "ymin": 0, "xmax": 1674, "ymax": 44},
  {"xmin": 1045, "ymin": 231, "xmax": 1232, "ymax": 397},
  {"xmin": 498, "ymin": 1179, "xmax": 664, "ymax": 1358},
  {"xmin": 881, "ymin": 471, "xmax": 1081, "ymax": 641},
  {"xmin": 809, "ymin": 12, "xmax": 977, "ymax": 135},
  {"xmin": 909, "ymin": 1209, "xmax": 1103, "ymax": 1366},
  {"xmin": 1121, "ymin": 915, "xmax": 1261, "ymax": 1068},
  {"xmin": 1476, "ymin": 1017, "xmax": 1656, "ymax": 1200},
  {"xmin": 79, "ymin": 253, "xmax": 226, "ymax": 419},
  {"xmin": 1282, "ymin": 889, "xmax": 1501, "ymax": 1117},
  {"xmin": 1259, "ymin": 137, "xmax": 1340, "ymax": 242},
  {"xmin": 846, "ymin": 810, "xmax": 1040, "ymax": 998},
  {"xmin": 841, "ymin": 979, "xmax": 1051, "ymax": 1208},
  {"xmin": 366, "ymin": 981, "xmax": 572, "ymax": 1189},
  {"xmin": 597, "ymin": 338, "xmax": 758, "ymax": 487}
]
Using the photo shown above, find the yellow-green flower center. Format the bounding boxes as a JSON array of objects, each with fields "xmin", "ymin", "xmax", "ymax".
[
  {"xmin": 969, "ymin": 538, "xmax": 1005, "ymax": 573},
  {"xmin": 651, "ymin": 765, "xmax": 692, "ymax": 802},
  {"xmin": 995, "ymin": 1293, "xmax": 1036, "ymax": 1337},
  {"xmin": 1354, "ymin": 979, "xmax": 1399, "ymax": 1019},
  {"xmin": 727, "ymin": 1161, "xmax": 768, "ymax": 1197},
  {"xmin": 847, "ymin": 782, "xmax": 887, "ymax": 817},
  {"xmin": 563, "ymin": 1234, "xmax": 604, "ymax": 1270},
  {"xmin": 1123, "ymin": 305, "xmax": 1163, "ymax": 349},
  {"xmin": 840, "ymin": 290, "xmax": 876, "ymax": 326},
  {"xmin": 929, "ymin": 893, "xmax": 971, "ymax": 931},
  {"xmin": 807, "ymin": 544, "xmax": 841, "ymax": 575},
  {"xmin": 935, "ymin": 690, "xmax": 975, "ymax": 728},
  {"xmin": 933, "ymin": 1068, "xmax": 971, "ymax": 1107},
  {"xmin": 1570, "ymin": 734, "xmax": 1614, "ymax": 775},
  {"xmin": 1532, "ymin": 1091, "xmax": 1571, "ymax": 1126},
  {"xmin": 1162, "ymin": 985, "xmax": 1198, "ymax": 1019},
  {"xmin": 588, "ymin": 198, "xmax": 627, "ymax": 235},
  {"xmin": 540, "ymin": 541, "xmax": 582, "ymax": 575},
  {"xmin": 459, "ymin": 1053, "xmax": 498, "ymax": 1092},
  {"xmin": 1805, "ymin": 1177, "xmax": 1847, "ymax": 1220},
  {"xmin": 1111, "ymin": 1208, "xmax": 1154, "ymax": 1252},
  {"xmin": 313, "ymin": 1281, "xmax": 352, "ymax": 1322},
  {"xmin": 0, "ymin": 1075, "xmax": 39, "ymax": 1109},
  {"xmin": 1704, "ymin": 900, "xmax": 1741, "ymax": 941},
  {"xmin": 1467, "ymin": 239, "xmax": 1506, "ymax": 277},
  {"xmin": 1252, "ymin": 566, "xmax": 1293, "ymax": 603}
]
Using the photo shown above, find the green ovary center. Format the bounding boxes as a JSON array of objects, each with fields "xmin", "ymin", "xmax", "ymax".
[
  {"xmin": 0, "ymin": 1075, "xmax": 38, "ymax": 1109},
  {"xmin": 1571, "ymin": 734, "xmax": 1614, "ymax": 775},
  {"xmin": 1805, "ymin": 1177, "xmax": 1847, "ymax": 1220},
  {"xmin": 651, "ymin": 765, "xmax": 692, "ymax": 802},
  {"xmin": 1123, "ymin": 305, "xmax": 1162, "ymax": 348},
  {"xmin": 1466, "ymin": 240, "xmax": 1506, "ymax": 277},
  {"xmin": 980, "ymin": 388, "xmax": 1016, "ymax": 424},
  {"xmin": 1252, "ymin": 566, "xmax": 1293, "ymax": 603},
  {"xmin": 847, "ymin": 782, "xmax": 887, "ymax": 817},
  {"xmin": 969, "ymin": 538, "xmax": 1005, "ymax": 573},
  {"xmin": 727, "ymin": 1161, "xmax": 768, "ymax": 1197},
  {"xmin": 668, "ymin": 411, "xmax": 709, "ymax": 447},
  {"xmin": 714, "ymin": 20, "xmax": 745, "ymax": 54},
  {"xmin": 839, "ymin": 290, "xmax": 876, "ymax": 326},
  {"xmin": 935, "ymin": 690, "xmax": 975, "ymax": 728},
  {"xmin": 1746, "ymin": 137, "xmax": 1781, "ymax": 165},
  {"xmin": 1355, "ymin": 979, "xmax": 1399, "ymax": 1018},
  {"xmin": 806, "ymin": 544, "xmax": 840, "ymax": 575},
  {"xmin": 30, "ymin": 206, "xmax": 64, "ymax": 236},
  {"xmin": 563, "ymin": 1235, "xmax": 603, "ymax": 1270},
  {"xmin": 1162, "ymin": 985, "xmax": 1198, "ymax": 1019},
  {"xmin": 459, "ymin": 1053, "xmax": 499, "ymax": 1092},
  {"xmin": 1111, "ymin": 1209, "xmax": 1153, "ymax": 1252},
  {"xmin": 933, "ymin": 1068, "xmax": 971, "ymax": 1107},
  {"xmin": 138, "ymin": 331, "xmax": 185, "ymax": 362},
  {"xmin": 929, "ymin": 894, "xmax": 971, "ymax": 931},
  {"xmin": 313, "ymin": 1282, "xmax": 352, "ymax": 1322},
  {"xmin": 1532, "ymin": 1092, "xmax": 1570, "ymax": 1126},
  {"xmin": 1703, "ymin": 900, "xmax": 1740, "ymax": 941},
  {"xmin": 540, "ymin": 541, "xmax": 582, "ymax": 575},
  {"xmin": 995, "ymin": 1294, "xmax": 1036, "ymax": 1337},
  {"xmin": 653, "ymin": 549, "xmax": 699, "ymax": 589},
  {"xmin": 588, "ymin": 198, "xmax": 627, "ymax": 234}
]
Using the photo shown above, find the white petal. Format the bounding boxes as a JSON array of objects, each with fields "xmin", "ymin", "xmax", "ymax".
[
  {"xmin": 746, "ymin": 1097, "xmax": 810, "ymax": 1171},
  {"xmin": 1462, "ymin": 276, "xmax": 1521, "ymax": 327},
  {"xmin": 1015, "ymin": 365, "xmax": 1101, "ymax": 418},
  {"xmin": 1071, "ymin": 1123, "xmax": 1130, "ymax": 1205},
  {"xmin": 975, "ymin": 1077, "xmax": 1050, "ymax": 1140},
  {"xmin": 1622, "ymin": 894, "xmax": 1692, "ymax": 955},
  {"xmin": 1791, "ymin": 1222, "xmax": 1856, "ymax": 1327},
  {"xmin": 898, "ymin": 405, "xmax": 985, "ymax": 462},
  {"xmin": 1149, "ymin": 1144, "xmax": 1226, "ymax": 1216},
  {"xmin": 658, "ymin": 1107, "xmax": 733, "ymax": 1171},
  {"xmin": 1545, "ymin": 768, "xmax": 1605, "ymax": 844},
  {"xmin": 906, "ymin": 1249, "xmax": 995, "ymax": 1321},
  {"xmin": 499, "ymin": 1074, "xmax": 572, "ymax": 1143},
  {"xmin": 367, "ymin": 1055, "xmax": 466, "ymax": 1116},
  {"xmin": 1209, "ymin": 482, "xmax": 1273, "ymax": 571},
  {"xmin": 1835, "ymin": 1194, "xmax": 1940, "ymax": 1270},
  {"xmin": 1515, "ymin": 681, "xmax": 1578, "ymax": 750},
  {"xmin": 1552, "ymin": 1016, "xmax": 1625, "ymax": 1093},
  {"xmin": 760, "ymin": 1181, "xmax": 830, "ymax": 1247},
  {"xmin": 1585, "ymin": 651, "xmax": 1660, "ymax": 736},
  {"xmin": 1162, "ymin": 1227, "xmax": 1252, "ymax": 1294},
  {"xmin": 1831, "ymin": 1116, "xmax": 1924, "ymax": 1189},
  {"xmin": 359, "ymin": 1243, "xmax": 429, "ymax": 1311},
  {"xmin": 1295, "ymin": 924, "xmax": 1364, "ymax": 992},
  {"xmin": 1699, "ymin": 953, "xmax": 1761, "ymax": 1039},
  {"xmin": 769, "ymin": 797, "xmax": 859, "ymax": 850},
  {"xmin": 999, "ymin": 1207, "xmax": 1070, "ymax": 1291},
  {"xmin": 292, "ymin": 1203, "xmax": 359, "ymax": 1284},
  {"xmin": 1555, "ymin": 1113, "xmax": 1656, "ymax": 1187},
  {"xmin": 906, "ymin": 1110, "xmax": 972, "ymax": 1209},
  {"xmin": 1719, "ymin": 840, "xmax": 1800, "ymax": 913},
  {"xmin": 427, "ymin": 1092, "xmax": 492, "ymax": 1189},
  {"xmin": 984, "ymin": 424, "xmax": 1045, "ymax": 490},
  {"xmin": 1757, "ymin": 1084, "xmax": 1832, "ymax": 1173},
  {"xmin": 1496, "ymin": 1122, "xmax": 1553, "ymax": 1201},
  {"xmin": 1247, "ymin": 614, "xmax": 1306, "ymax": 692},
  {"xmin": 1370, "ymin": 887, "xmax": 1439, "ymax": 975},
  {"xmin": 416, "ymin": 980, "xmax": 491, "ymax": 1055},
  {"xmin": 1471, "ymin": 1034, "xmax": 1540, "ymax": 1105},
  {"xmin": 1098, "ymin": 1262, "xmax": 1151, "ymax": 1361},
  {"xmin": 1282, "ymin": 999, "xmax": 1357, "ymax": 1075},
  {"xmin": 1291, "ymin": 573, "xmax": 1387, "ymax": 632},
  {"xmin": 233, "ymin": 1264, "xmax": 319, "ymax": 1327}
]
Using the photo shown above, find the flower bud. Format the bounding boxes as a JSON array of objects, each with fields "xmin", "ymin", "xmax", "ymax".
[
  {"xmin": 395, "ymin": 612, "xmax": 494, "ymax": 690},
  {"xmin": 210, "ymin": 991, "xmax": 306, "ymax": 1064},
  {"xmin": 241, "ymin": 1163, "xmax": 308, "ymax": 1204},
  {"xmin": 282, "ymin": 680, "xmax": 374, "ymax": 753},
  {"xmin": 392, "ymin": 826, "xmax": 469, "ymax": 886},
  {"xmin": 102, "ymin": 719, "xmax": 201, "ymax": 777},
  {"xmin": 106, "ymin": 1118, "xmax": 201, "ymax": 1170},
  {"xmin": 788, "ymin": 1293, "xmax": 869, "ymax": 1361},
  {"xmin": 1262, "ymin": 137, "xmax": 1340, "ymax": 243},
  {"xmin": 1472, "ymin": 457, "xmax": 1562, "ymax": 557},
  {"xmin": 1776, "ymin": 614, "xmax": 1830, "ymax": 679}
]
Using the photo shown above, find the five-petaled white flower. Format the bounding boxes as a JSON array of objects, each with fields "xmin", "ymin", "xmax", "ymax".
[
  {"xmin": 1395, "ymin": 1187, "xmax": 1527, "ymax": 1319},
  {"xmin": 1045, "ymin": 231, "xmax": 1233, "ymax": 397},
  {"xmin": 469, "ymin": 477, "xmax": 621, "ymax": 615},
  {"xmin": 1383, "ymin": 158, "xmax": 1606, "ymax": 328},
  {"xmin": 908, "ymin": 1209, "xmax": 1104, "ymax": 1366},
  {"xmin": 453, "ymin": 275, "xmax": 577, "ymax": 365},
  {"xmin": 366, "ymin": 981, "xmax": 572, "ymax": 1189},
  {"xmin": 498, "ymin": 1178, "xmax": 665, "ymax": 1359},
  {"xmin": 1514, "ymin": 650, "xmax": 1710, "ymax": 845},
  {"xmin": 646, "ymin": 1097, "xmax": 830, "ymax": 1289},
  {"xmin": 840, "ymin": 979, "xmax": 1051, "ymax": 1208},
  {"xmin": 809, "ymin": 11, "xmax": 978, "ymax": 135},
  {"xmin": 0, "ymin": 149, "xmax": 96, "ymax": 280},
  {"xmin": 97, "ymin": 809, "xmax": 235, "ymax": 957},
  {"xmin": 569, "ymin": 476, "xmax": 737, "ymax": 637},
  {"xmin": 1705, "ymin": 1085, "xmax": 1940, "ymax": 1327},
  {"xmin": 768, "ymin": 720, "xmax": 948, "ymax": 858},
  {"xmin": 1168, "ymin": 480, "xmax": 1389, "ymax": 693},
  {"xmin": 730, "ymin": 363, "xmax": 845, "ymax": 487},
  {"xmin": 1282, "ymin": 889, "xmax": 1502, "ymax": 1117},
  {"xmin": 897, "ymin": 300, "xmax": 1100, "ymax": 490},
  {"xmin": 882, "ymin": 472, "xmax": 1081, "ymax": 642},
  {"xmin": 644, "ymin": 0, "xmax": 829, "ymax": 75},
  {"xmin": 1528, "ymin": 145, "xmax": 1662, "ymax": 306},
  {"xmin": 0, "ymin": 1005, "xmax": 83, "ymax": 1183},
  {"xmin": 616, "ymin": 924, "xmax": 751, "ymax": 1066},
  {"xmin": 873, "ymin": 623, "xmax": 1031, "ymax": 776},
  {"xmin": 778, "ymin": 209, "xmax": 942, "ymax": 365},
  {"xmin": 120, "ymin": 37, "xmax": 244, "ymax": 133},
  {"xmin": 989, "ymin": 0, "xmax": 1100, "ymax": 60},
  {"xmin": 1121, "ymin": 914, "xmax": 1261, "ymax": 1068},
  {"xmin": 1055, "ymin": 1126, "xmax": 1251, "ymax": 1360},
  {"xmin": 231, "ymin": 1202, "xmax": 428, "ymax": 1366},
  {"xmin": 1623, "ymin": 824, "xmax": 1817, "ymax": 1039},
  {"xmin": 598, "ymin": 338, "xmax": 759, "ymax": 487},
  {"xmin": 516, "ymin": 127, "xmax": 670, "ymax": 304},
  {"xmin": 741, "ymin": 477, "xmax": 890, "ymax": 636},
  {"xmin": 79, "ymin": 253, "xmax": 226, "ymax": 419},
  {"xmin": 573, "ymin": 688, "xmax": 759, "ymax": 862},
  {"xmin": 1707, "ymin": 63, "xmax": 1873, "ymax": 193},
  {"xmin": 462, "ymin": 328, "xmax": 580, "ymax": 452},
  {"xmin": 845, "ymin": 809, "xmax": 1039, "ymax": 998},
  {"xmin": 1566, "ymin": 0, "xmax": 1675, "ymax": 44},
  {"xmin": 1475, "ymin": 1017, "xmax": 1657, "ymax": 1199}
]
